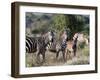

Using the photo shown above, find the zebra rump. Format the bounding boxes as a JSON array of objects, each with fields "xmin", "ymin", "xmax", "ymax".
[{"xmin": 26, "ymin": 36, "xmax": 37, "ymax": 53}]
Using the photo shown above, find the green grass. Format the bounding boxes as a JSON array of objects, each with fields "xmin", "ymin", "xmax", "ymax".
[{"xmin": 81, "ymin": 46, "xmax": 89, "ymax": 56}]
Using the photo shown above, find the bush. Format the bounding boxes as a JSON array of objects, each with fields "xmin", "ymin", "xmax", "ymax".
[{"xmin": 78, "ymin": 41, "xmax": 86, "ymax": 49}]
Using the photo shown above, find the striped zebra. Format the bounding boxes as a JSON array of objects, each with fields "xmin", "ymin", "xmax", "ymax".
[
  {"xmin": 26, "ymin": 31, "xmax": 55, "ymax": 62},
  {"xmin": 56, "ymin": 30, "xmax": 68, "ymax": 62},
  {"xmin": 36, "ymin": 31, "xmax": 55, "ymax": 62},
  {"xmin": 72, "ymin": 33, "xmax": 89, "ymax": 56},
  {"xmin": 72, "ymin": 33, "xmax": 79, "ymax": 56},
  {"xmin": 26, "ymin": 36, "xmax": 37, "ymax": 53}
]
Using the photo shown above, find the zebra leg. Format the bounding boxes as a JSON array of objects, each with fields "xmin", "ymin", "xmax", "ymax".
[
  {"xmin": 65, "ymin": 49, "xmax": 68, "ymax": 61},
  {"xmin": 62, "ymin": 50, "xmax": 66, "ymax": 62},
  {"xmin": 56, "ymin": 49, "xmax": 60, "ymax": 59},
  {"xmin": 73, "ymin": 48, "xmax": 76, "ymax": 56},
  {"xmin": 37, "ymin": 51, "xmax": 41, "ymax": 62},
  {"xmin": 42, "ymin": 52, "xmax": 45, "ymax": 63}
]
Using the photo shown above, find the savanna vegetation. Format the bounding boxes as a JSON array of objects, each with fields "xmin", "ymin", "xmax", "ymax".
[{"xmin": 26, "ymin": 12, "xmax": 89, "ymax": 67}]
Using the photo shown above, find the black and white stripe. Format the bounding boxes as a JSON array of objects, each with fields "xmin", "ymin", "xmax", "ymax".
[{"xmin": 26, "ymin": 36, "xmax": 37, "ymax": 53}]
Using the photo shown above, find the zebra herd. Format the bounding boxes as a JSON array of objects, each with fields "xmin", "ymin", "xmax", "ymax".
[{"xmin": 26, "ymin": 31, "xmax": 89, "ymax": 62}]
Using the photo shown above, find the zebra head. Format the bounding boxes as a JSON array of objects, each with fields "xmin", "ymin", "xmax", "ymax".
[
  {"xmin": 61, "ymin": 30, "xmax": 68, "ymax": 43},
  {"xmin": 41, "ymin": 31, "xmax": 55, "ymax": 50},
  {"xmin": 73, "ymin": 33, "xmax": 89, "ymax": 45},
  {"xmin": 73, "ymin": 33, "xmax": 79, "ymax": 41},
  {"xmin": 48, "ymin": 31, "xmax": 55, "ymax": 43}
]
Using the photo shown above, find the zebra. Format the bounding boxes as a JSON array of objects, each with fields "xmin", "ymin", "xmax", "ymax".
[
  {"xmin": 55, "ymin": 32, "xmax": 79, "ymax": 62},
  {"xmin": 73, "ymin": 32, "xmax": 89, "ymax": 50},
  {"xmin": 56, "ymin": 30, "xmax": 68, "ymax": 62},
  {"xmin": 36, "ymin": 31, "xmax": 55, "ymax": 62},
  {"xmin": 36, "ymin": 37, "xmax": 47, "ymax": 62},
  {"xmin": 63, "ymin": 33, "xmax": 79, "ymax": 59},
  {"xmin": 66, "ymin": 33, "xmax": 84, "ymax": 58}
]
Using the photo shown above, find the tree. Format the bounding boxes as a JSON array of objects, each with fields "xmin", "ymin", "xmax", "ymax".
[
  {"xmin": 51, "ymin": 14, "xmax": 69, "ymax": 34},
  {"xmin": 67, "ymin": 15, "xmax": 88, "ymax": 38}
]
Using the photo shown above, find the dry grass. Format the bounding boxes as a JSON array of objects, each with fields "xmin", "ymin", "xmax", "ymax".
[{"xmin": 26, "ymin": 45, "xmax": 89, "ymax": 67}]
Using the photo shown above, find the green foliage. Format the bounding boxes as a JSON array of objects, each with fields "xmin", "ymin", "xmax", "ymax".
[
  {"xmin": 82, "ymin": 24, "xmax": 89, "ymax": 35},
  {"xmin": 32, "ymin": 29, "xmax": 40, "ymax": 34},
  {"xmin": 26, "ymin": 12, "xmax": 89, "ymax": 38},
  {"xmin": 67, "ymin": 15, "xmax": 87, "ymax": 38},
  {"xmin": 78, "ymin": 42, "xmax": 86, "ymax": 49},
  {"xmin": 51, "ymin": 14, "xmax": 68, "ymax": 32}
]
